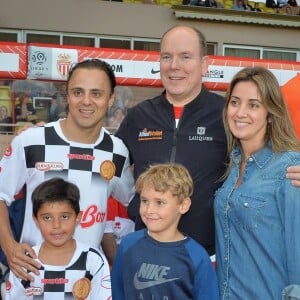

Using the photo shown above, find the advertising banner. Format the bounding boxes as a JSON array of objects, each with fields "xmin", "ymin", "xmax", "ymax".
[
  {"xmin": 204, "ymin": 56, "xmax": 300, "ymax": 91},
  {"xmin": 28, "ymin": 44, "xmax": 78, "ymax": 81},
  {"xmin": 5, "ymin": 43, "xmax": 300, "ymax": 91},
  {"xmin": 0, "ymin": 42, "xmax": 27, "ymax": 79}
]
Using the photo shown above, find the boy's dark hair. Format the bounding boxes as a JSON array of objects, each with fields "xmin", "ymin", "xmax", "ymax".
[{"xmin": 32, "ymin": 178, "xmax": 80, "ymax": 217}]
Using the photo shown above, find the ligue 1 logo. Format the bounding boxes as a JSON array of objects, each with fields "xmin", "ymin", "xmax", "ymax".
[
  {"xmin": 57, "ymin": 53, "xmax": 72, "ymax": 79},
  {"xmin": 29, "ymin": 50, "xmax": 48, "ymax": 77},
  {"xmin": 31, "ymin": 51, "xmax": 47, "ymax": 65}
]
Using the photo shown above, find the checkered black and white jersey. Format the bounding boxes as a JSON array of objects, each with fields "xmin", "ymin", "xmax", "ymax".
[
  {"xmin": 0, "ymin": 121, "xmax": 135, "ymax": 249},
  {"xmin": 6, "ymin": 242, "xmax": 111, "ymax": 300}
]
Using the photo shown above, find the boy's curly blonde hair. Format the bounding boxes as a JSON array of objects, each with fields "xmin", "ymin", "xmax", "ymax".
[{"xmin": 136, "ymin": 163, "xmax": 193, "ymax": 202}]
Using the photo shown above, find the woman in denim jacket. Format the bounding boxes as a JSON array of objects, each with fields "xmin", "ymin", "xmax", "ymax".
[{"xmin": 215, "ymin": 66, "xmax": 300, "ymax": 300}]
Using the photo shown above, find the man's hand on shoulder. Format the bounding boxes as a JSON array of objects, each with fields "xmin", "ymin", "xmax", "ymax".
[
  {"xmin": 4, "ymin": 240, "xmax": 40, "ymax": 281},
  {"xmin": 16, "ymin": 121, "xmax": 45, "ymax": 135},
  {"xmin": 287, "ymin": 165, "xmax": 300, "ymax": 187}
]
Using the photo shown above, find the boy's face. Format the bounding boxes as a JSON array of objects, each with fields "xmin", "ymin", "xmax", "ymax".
[
  {"xmin": 139, "ymin": 186, "xmax": 191, "ymax": 242},
  {"xmin": 33, "ymin": 201, "xmax": 81, "ymax": 248}
]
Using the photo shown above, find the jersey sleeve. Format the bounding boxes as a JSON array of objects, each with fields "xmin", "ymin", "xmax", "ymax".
[
  {"xmin": 104, "ymin": 196, "xmax": 116, "ymax": 233},
  {"xmin": 5, "ymin": 271, "xmax": 29, "ymax": 300},
  {"xmin": 86, "ymin": 247, "xmax": 112, "ymax": 300},
  {"xmin": 111, "ymin": 152, "xmax": 135, "ymax": 208},
  {"xmin": 0, "ymin": 134, "xmax": 28, "ymax": 205},
  {"xmin": 103, "ymin": 220, "xmax": 114, "ymax": 234}
]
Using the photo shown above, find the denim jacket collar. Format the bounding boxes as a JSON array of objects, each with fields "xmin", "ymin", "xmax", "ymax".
[{"xmin": 232, "ymin": 141, "xmax": 273, "ymax": 169}]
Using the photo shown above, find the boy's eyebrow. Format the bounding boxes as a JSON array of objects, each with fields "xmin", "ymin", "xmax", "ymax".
[{"xmin": 38, "ymin": 211, "xmax": 73, "ymax": 216}]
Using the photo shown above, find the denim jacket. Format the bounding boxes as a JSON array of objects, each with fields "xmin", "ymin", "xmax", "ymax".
[{"xmin": 215, "ymin": 142, "xmax": 300, "ymax": 300}]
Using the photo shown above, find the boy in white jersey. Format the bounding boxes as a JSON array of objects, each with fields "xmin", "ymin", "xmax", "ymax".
[{"xmin": 6, "ymin": 177, "xmax": 111, "ymax": 300}]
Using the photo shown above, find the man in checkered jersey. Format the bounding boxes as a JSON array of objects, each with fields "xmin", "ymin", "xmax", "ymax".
[{"xmin": 0, "ymin": 59, "xmax": 134, "ymax": 283}]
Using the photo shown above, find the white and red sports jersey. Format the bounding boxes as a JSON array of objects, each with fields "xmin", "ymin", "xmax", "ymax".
[
  {"xmin": 6, "ymin": 242, "xmax": 111, "ymax": 300},
  {"xmin": 0, "ymin": 121, "xmax": 134, "ymax": 249},
  {"xmin": 104, "ymin": 196, "xmax": 134, "ymax": 245}
]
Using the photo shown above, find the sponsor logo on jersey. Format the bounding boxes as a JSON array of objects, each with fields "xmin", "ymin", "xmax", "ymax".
[
  {"xmin": 101, "ymin": 274, "xmax": 111, "ymax": 289},
  {"xmin": 41, "ymin": 278, "xmax": 68, "ymax": 284},
  {"xmin": 189, "ymin": 126, "xmax": 213, "ymax": 142},
  {"xmin": 4, "ymin": 144, "xmax": 12, "ymax": 157},
  {"xmin": 80, "ymin": 205, "xmax": 106, "ymax": 228},
  {"xmin": 114, "ymin": 221, "xmax": 121, "ymax": 229},
  {"xmin": 25, "ymin": 286, "xmax": 43, "ymax": 296},
  {"xmin": 5, "ymin": 280, "xmax": 12, "ymax": 292},
  {"xmin": 138, "ymin": 128, "xmax": 163, "ymax": 141},
  {"xmin": 68, "ymin": 153, "xmax": 95, "ymax": 160},
  {"xmin": 133, "ymin": 263, "xmax": 178, "ymax": 290},
  {"xmin": 35, "ymin": 162, "xmax": 64, "ymax": 171}
]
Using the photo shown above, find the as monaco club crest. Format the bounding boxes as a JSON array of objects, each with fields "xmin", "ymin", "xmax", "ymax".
[{"xmin": 57, "ymin": 53, "xmax": 72, "ymax": 79}]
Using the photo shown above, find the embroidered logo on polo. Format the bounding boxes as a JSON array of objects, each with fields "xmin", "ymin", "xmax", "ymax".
[
  {"xmin": 189, "ymin": 126, "xmax": 213, "ymax": 142},
  {"xmin": 133, "ymin": 263, "xmax": 179, "ymax": 290},
  {"xmin": 138, "ymin": 128, "xmax": 163, "ymax": 141}
]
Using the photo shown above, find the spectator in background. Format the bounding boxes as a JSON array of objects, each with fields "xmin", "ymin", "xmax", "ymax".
[
  {"xmin": 233, "ymin": 0, "xmax": 245, "ymax": 10},
  {"xmin": 205, "ymin": 0, "xmax": 218, "ymax": 7},
  {"xmin": 285, "ymin": 0, "xmax": 300, "ymax": 14},
  {"xmin": 251, "ymin": 2, "xmax": 262, "ymax": 11},
  {"xmin": 0, "ymin": 106, "xmax": 13, "ymax": 134},
  {"xmin": 189, "ymin": 0, "xmax": 205, "ymax": 6},
  {"xmin": 266, "ymin": 0, "xmax": 277, "ymax": 8},
  {"xmin": 55, "ymin": 83, "xmax": 67, "ymax": 104},
  {"xmin": 277, "ymin": 0, "xmax": 289, "ymax": 7},
  {"xmin": 48, "ymin": 94, "xmax": 68, "ymax": 122},
  {"xmin": 242, "ymin": 0, "xmax": 253, "ymax": 10},
  {"xmin": 15, "ymin": 92, "xmax": 37, "ymax": 124},
  {"xmin": 48, "ymin": 97, "xmax": 60, "ymax": 122},
  {"xmin": 106, "ymin": 107, "xmax": 126, "ymax": 132},
  {"xmin": 205, "ymin": 0, "xmax": 224, "ymax": 7}
]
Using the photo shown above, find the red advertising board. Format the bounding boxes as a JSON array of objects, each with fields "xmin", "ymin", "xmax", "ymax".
[
  {"xmin": 0, "ymin": 42, "xmax": 299, "ymax": 92},
  {"xmin": 0, "ymin": 42, "xmax": 27, "ymax": 79}
]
